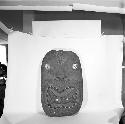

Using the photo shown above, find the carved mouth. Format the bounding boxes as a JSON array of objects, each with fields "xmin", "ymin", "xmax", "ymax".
[{"xmin": 45, "ymin": 86, "xmax": 79, "ymax": 110}]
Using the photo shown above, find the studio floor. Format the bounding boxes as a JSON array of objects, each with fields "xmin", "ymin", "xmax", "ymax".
[{"xmin": 0, "ymin": 108, "xmax": 124, "ymax": 124}]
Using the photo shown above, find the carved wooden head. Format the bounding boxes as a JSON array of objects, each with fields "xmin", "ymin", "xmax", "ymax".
[{"xmin": 41, "ymin": 50, "xmax": 83, "ymax": 117}]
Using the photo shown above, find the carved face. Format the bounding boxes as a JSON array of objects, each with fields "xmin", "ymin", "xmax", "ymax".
[{"xmin": 41, "ymin": 50, "xmax": 83, "ymax": 117}]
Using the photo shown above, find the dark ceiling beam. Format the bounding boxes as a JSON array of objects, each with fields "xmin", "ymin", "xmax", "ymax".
[{"xmin": 23, "ymin": 11, "xmax": 34, "ymax": 33}]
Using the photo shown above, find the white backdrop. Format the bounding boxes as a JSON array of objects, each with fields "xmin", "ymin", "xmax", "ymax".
[
  {"xmin": 4, "ymin": 21, "xmax": 123, "ymax": 116},
  {"xmin": 32, "ymin": 20, "xmax": 101, "ymax": 38}
]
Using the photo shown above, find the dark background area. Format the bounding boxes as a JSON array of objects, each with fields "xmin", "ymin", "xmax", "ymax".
[{"xmin": 0, "ymin": 10, "xmax": 124, "ymax": 41}]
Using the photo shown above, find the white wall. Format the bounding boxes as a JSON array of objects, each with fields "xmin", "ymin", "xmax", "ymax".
[
  {"xmin": 4, "ymin": 21, "xmax": 123, "ymax": 116},
  {"xmin": 0, "ymin": 45, "xmax": 7, "ymax": 65}
]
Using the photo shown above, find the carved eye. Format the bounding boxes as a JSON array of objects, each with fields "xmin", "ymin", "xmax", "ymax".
[
  {"xmin": 45, "ymin": 64, "xmax": 50, "ymax": 70},
  {"xmin": 72, "ymin": 63, "xmax": 78, "ymax": 70}
]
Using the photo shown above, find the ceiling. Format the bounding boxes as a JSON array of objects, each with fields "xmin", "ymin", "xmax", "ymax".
[
  {"xmin": 0, "ymin": 0, "xmax": 123, "ymax": 7},
  {"xmin": 0, "ymin": 0, "xmax": 124, "ymax": 14}
]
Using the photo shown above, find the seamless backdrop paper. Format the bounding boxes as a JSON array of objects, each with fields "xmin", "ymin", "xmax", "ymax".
[
  {"xmin": 4, "ymin": 32, "xmax": 123, "ymax": 115},
  {"xmin": 3, "ymin": 20, "xmax": 123, "ymax": 124}
]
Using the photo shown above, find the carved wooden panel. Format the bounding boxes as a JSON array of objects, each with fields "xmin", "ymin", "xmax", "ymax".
[{"xmin": 41, "ymin": 50, "xmax": 83, "ymax": 117}]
